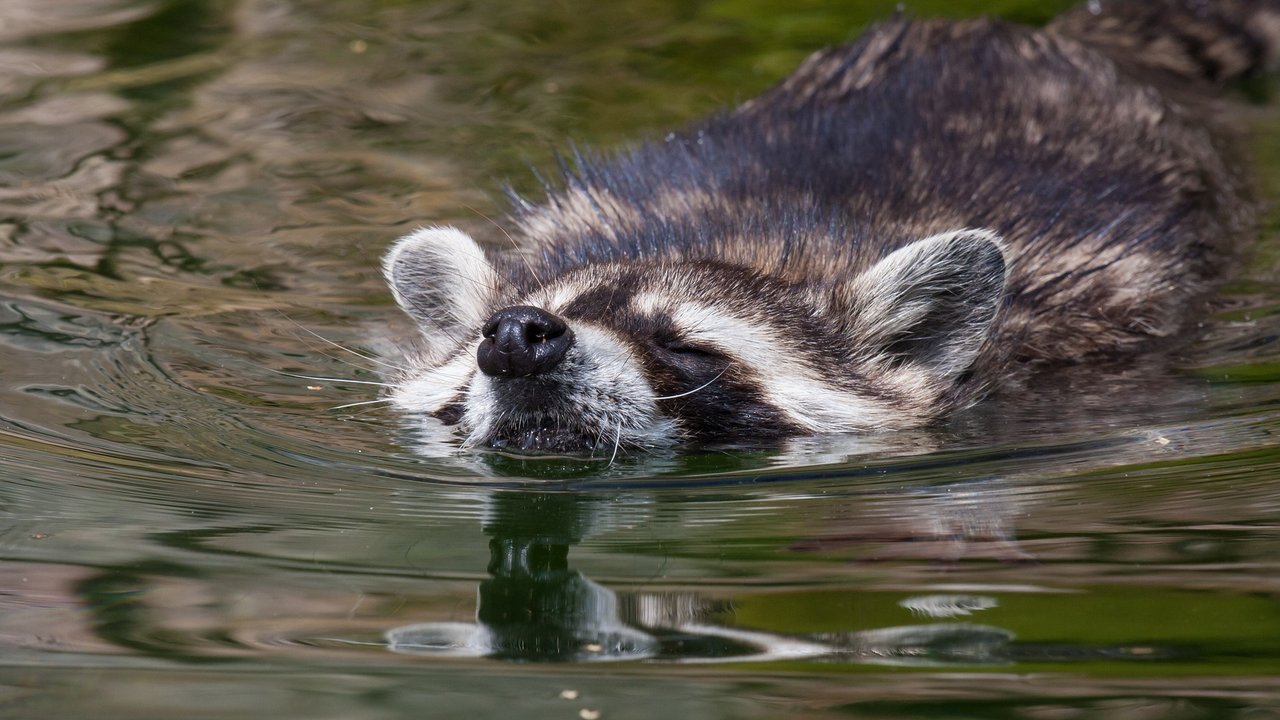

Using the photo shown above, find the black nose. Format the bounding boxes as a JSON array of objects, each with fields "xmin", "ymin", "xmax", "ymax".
[{"xmin": 476, "ymin": 305, "xmax": 574, "ymax": 378}]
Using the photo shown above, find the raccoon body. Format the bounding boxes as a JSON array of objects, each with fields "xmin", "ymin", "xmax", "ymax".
[{"xmin": 384, "ymin": 0, "xmax": 1280, "ymax": 454}]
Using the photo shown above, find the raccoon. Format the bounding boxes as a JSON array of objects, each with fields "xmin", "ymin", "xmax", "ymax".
[{"xmin": 383, "ymin": 0, "xmax": 1280, "ymax": 454}]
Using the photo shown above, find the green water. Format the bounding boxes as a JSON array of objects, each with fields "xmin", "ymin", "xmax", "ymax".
[{"xmin": 1, "ymin": 1, "xmax": 1278, "ymax": 718}]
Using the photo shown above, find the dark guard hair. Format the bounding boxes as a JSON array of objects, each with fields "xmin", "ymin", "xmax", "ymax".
[{"xmin": 383, "ymin": 0, "xmax": 1280, "ymax": 454}]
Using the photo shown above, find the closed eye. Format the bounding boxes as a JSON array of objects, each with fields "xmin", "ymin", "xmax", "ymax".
[
  {"xmin": 653, "ymin": 333, "xmax": 727, "ymax": 360},
  {"xmin": 664, "ymin": 342, "xmax": 723, "ymax": 359}
]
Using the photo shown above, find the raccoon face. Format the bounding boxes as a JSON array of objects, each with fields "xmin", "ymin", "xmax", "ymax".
[{"xmin": 384, "ymin": 227, "xmax": 1006, "ymax": 454}]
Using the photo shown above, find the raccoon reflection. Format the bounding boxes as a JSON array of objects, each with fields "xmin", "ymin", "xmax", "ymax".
[{"xmin": 384, "ymin": 0, "xmax": 1280, "ymax": 454}]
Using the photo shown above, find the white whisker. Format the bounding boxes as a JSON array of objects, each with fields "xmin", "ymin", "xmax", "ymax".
[
  {"xmin": 271, "ymin": 369, "xmax": 396, "ymax": 387},
  {"xmin": 608, "ymin": 425, "xmax": 622, "ymax": 466},
  {"xmin": 277, "ymin": 311, "xmax": 407, "ymax": 373},
  {"xmin": 330, "ymin": 398, "xmax": 393, "ymax": 411},
  {"xmin": 652, "ymin": 365, "xmax": 733, "ymax": 401}
]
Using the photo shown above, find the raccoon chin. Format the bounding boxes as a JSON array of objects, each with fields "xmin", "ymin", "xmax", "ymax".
[{"xmin": 483, "ymin": 426, "xmax": 604, "ymax": 454}]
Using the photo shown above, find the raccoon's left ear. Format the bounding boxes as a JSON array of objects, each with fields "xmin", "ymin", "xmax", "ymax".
[
  {"xmin": 384, "ymin": 227, "xmax": 503, "ymax": 357},
  {"xmin": 840, "ymin": 229, "xmax": 1007, "ymax": 378}
]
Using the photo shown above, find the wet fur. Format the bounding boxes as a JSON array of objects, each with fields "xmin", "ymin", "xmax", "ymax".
[{"xmin": 385, "ymin": 0, "xmax": 1280, "ymax": 453}]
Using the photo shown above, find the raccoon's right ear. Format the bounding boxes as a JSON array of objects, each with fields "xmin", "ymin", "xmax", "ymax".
[
  {"xmin": 840, "ymin": 229, "xmax": 1007, "ymax": 379},
  {"xmin": 384, "ymin": 227, "xmax": 502, "ymax": 352}
]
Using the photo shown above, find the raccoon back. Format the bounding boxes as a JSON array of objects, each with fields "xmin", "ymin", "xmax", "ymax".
[{"xmin": 506, "ymin": 4, "xmax": 1276, "ymax": 365}]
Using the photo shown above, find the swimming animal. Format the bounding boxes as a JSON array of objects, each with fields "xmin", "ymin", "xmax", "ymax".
[{"xmin": 383, "ymin": 0, "xmax": 1279, "ymax": 453}]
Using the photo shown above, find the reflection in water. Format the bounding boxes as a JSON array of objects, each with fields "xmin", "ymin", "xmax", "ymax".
[
  {"xmin": 387, "ymin": 489, "xmax": 1020, "ymax": 665},
  {"xmin": 390, "ymin": 492, "xmax": 658, "ymax": 661},
  {"xmin": 32, "ymin": 467, "xmax": 1262, "ymax": 681},
  {"xmin": 900, "ymin": 594, "xmax": 1000, "ymax": 618}
]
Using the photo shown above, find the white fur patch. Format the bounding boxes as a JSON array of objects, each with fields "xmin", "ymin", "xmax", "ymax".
[
  {"xmin": 669, "ymin": 302, "xmax": 898, "ymax": 432},
  {"xmin": 525, "ymin": 278, "xmax": 593, "ymax": 315},
  {"xmin": 631, "ymin": 290, "xmax": 672, "ymax": 316},
  {"xmin": 391, "ymin": 350, "xmax": 476, "ymax": 415}
]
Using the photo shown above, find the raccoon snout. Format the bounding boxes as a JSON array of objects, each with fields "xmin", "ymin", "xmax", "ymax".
[{"xmin": 476, "ymin": 305, "xmax": 574, "ymax": 378}]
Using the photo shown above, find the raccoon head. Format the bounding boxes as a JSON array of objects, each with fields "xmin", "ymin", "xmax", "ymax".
[{"xmin": 384, "ymin": 226, "xmax": 1006, "ymax": 454}]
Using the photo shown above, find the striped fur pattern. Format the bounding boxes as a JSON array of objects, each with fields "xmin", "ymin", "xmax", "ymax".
[{"xmin": 384, "ymin": 0, "xmax": 1279, "ymax": 454}]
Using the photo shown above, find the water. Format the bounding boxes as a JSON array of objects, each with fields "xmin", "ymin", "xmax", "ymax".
[{"xmin": 1, "ymin": 0, "xmax": 1279, "ymax": 717}]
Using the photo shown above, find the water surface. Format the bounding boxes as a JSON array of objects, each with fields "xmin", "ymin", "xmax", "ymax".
[{"xmin": 1, "ymin": 1, "xmax": 1279, "ymax": 718}]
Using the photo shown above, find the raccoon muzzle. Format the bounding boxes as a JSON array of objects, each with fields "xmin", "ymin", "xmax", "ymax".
[{"xmin": 477, "ymin": 305, "xmax": 575, "ymax": 378}]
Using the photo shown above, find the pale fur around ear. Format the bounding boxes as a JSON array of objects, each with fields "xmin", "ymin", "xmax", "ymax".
[
  {"xmin": 384, "ymin": 227, "xmax": 502, "ymax": 357},
  {"xmin": 842, "ymin": 229, "xmax": 1007, "ymax": 378}
]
